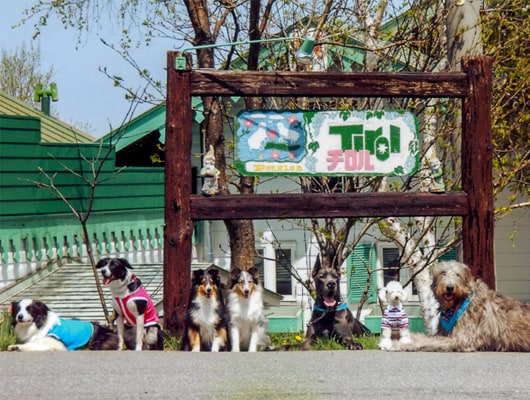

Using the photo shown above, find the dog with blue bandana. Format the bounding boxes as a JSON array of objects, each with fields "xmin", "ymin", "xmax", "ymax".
[{"xmin": 399, "ymin": 261, "xmax": 530, "ymax": 352}]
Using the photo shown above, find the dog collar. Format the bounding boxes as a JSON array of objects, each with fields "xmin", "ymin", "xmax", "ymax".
[
  {"xmin": 440, "ymin": 291, "xmax": 474, "ymax": 333},
  {"xmin": 313, "ymin": 302, "xmax": 349, "ymax": 313}
]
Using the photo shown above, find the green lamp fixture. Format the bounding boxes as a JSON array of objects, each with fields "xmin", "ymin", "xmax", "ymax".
[
  {"xmin": 175, "ymin": 36, "xmax": 316, "ymax": 70},
  {"xmin": 34, "ymin": 83, "xmax": 59, "ymax": 116}
]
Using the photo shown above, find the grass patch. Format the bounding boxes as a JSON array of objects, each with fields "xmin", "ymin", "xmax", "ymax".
[
  {"xmin": 270, "ymin": 331, "xmax": 304, "ymax": 348},
  {"xmin": 163, "ymin": 330, "xmax": 180, "ymax": 351},
  {"xmin": 163, "ymin": 331, "xmax": 378, "ymax": 351},
  {"xmin": 0, "ymin": 309, "xmax": 16, "ymax": 350},
  {"xmin": 269, "ymin": 331, "xmax": 379, "ymax": 351}
]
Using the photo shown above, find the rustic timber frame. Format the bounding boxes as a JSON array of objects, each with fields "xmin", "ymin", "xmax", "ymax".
[{"xmin": 164, "ymin": 52, "xmax": 494, "ymax": 335}]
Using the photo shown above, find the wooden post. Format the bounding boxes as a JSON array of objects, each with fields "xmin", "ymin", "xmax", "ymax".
[
  {"xmin": 461, "ymin": 56, "xmax": 495, "ymax": 288},
  {"xmin": 163, "ymin": 51, "xmax": 194, "ymax": 336}
]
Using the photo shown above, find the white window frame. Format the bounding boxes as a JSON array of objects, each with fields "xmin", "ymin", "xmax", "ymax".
[
  {"xmin": 256, "ymin": 241, "xmax": 297, "ymax": 300},
  {"xmin": 376, "ymin": 244, "xmax": 419, "ymax": 302}
]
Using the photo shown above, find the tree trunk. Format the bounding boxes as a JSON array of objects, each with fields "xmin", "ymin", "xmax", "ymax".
[{"xmin": 446, "ymin": 0, "xmax": 483, "ymax": 70}]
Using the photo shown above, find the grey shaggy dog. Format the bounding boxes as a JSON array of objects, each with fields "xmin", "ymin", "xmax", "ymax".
[{"xmin": 401, "ymin": 261, "xmax": 530, "ymax": 352}]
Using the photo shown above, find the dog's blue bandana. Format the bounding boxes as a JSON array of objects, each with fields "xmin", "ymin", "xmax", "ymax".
[
  {"xmin": 313, "ymin": 302, "xmax": 349, "ymax": 313},
  {"xmin": 48, "ymin": 319, "xmax": 94, "ymax": 351},
  {"xmin": 440, "ymin": 291, "xmax": 474, "ymax": 333}
]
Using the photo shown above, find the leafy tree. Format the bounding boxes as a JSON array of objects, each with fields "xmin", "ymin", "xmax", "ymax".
[
  {"xmin": 0, "ymin": 42, "xmax": 55, "ymax": 108},
  {"xmin": 482, "ymin": 0, "xmax": 530, "ymax": 212}
]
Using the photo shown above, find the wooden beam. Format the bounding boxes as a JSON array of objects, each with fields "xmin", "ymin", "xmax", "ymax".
[
  {"xmin": 190, "ymin": 192, "xmax": 469, "ymax": 220},
  {"xmin": 163, "ymin": 51, "xmax": 193, "ymax": 336},
  {"xmin": 461, "ymin": 56, "xmax": 495, "ymax": 288},
  {"xmin": 190, "ymin": 70, "xmax": 468, "ymax": 98}
]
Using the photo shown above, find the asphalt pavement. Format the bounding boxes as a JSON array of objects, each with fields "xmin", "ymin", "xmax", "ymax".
[{"xmin": 1, "ymin": 350, "xmax": 529, "ymax": 399}]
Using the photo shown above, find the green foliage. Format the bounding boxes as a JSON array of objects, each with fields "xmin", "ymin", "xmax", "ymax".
[
  {"xmin": 270, "ymin": 331, "xmax": 304, "ymax": 348},
  {"xmin": 0, "ymin": 309, "xmax": 17, "ymax": 350},
  {"xmin": 310, "ymin": 334, "xmax": 378, "ymax": 350},
  {"xmin": 163, "ymin": 330, "xmax": 180, "ymax": 351},
  {"xmin": 269, "ymin": 331, "xmax": 378, "ymax": 350},
  {"xmin": 482, "ymin": 0, "xmax": 530, "ymax": 203}
]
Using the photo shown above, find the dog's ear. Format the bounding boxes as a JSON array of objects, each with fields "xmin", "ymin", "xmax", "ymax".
[
  {"xmin": 209, "ymin": 268, "xmax": 219, "ymax": 278},
  {"xmin": 230, "ymin": 267, "xmax": 241, "ymax": 286},
  {"xmin": 311, "ymin": 255, "xmax": 322, "ymax": 279},
  {"xmin": 400, "ymin": 285, "xmax": 408, "ymax": 302},
  {"xmin": 192, "ymin": 269, "xmax": 204, "ymax": 284},
  {"xmin": 119, "ymin": 258, "xmax": 133, "ymax": 269},
  {"xmin": 95, "ymin": 257, "xmax": 109, "ymax": 269},
  {"xmin": 10, "ymin": 301, "xmax": 19, "ymax": 326},
  {"xmin": 378, "ymin": 287, "xmax": 388, "ymax": 303},
  {"xmin": 209, "ymin": 268, "xmax": 221, "ymax": 283},
  {"xmin": 29, "ymin": 301, "xmax": 50, "ymax": 329},
  {"xmin": 247, "ymin": 267, "xmax": 260, "ymax": 284}
]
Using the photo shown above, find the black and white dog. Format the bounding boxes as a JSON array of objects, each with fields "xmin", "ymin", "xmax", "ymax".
[
  {"xmin": 96, "ymin": 257, "xmax": 163, "ymax": 350},
  {"xmin": 8, "ymin": 299, "xmax": 119, "ymax": 351}
]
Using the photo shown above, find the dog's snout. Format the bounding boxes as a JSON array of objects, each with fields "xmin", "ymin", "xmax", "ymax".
[
  {"xmin": 17, "ymin": 314, "xmax": 24, "ymax": 322},
  {"xmin": 446, "ymin": 285, "xmax": 454, "ymax": 293},
  {"xmin": 327, "ymin": 281, "xmax": 336, "ymax": 289}
]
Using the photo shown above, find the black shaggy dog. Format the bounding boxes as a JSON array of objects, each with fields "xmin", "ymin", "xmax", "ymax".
[{"xmin": 301, "ymin": 262, "xmax": 369, "ymax": 350}]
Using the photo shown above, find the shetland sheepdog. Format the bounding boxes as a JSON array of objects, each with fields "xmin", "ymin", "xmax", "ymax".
[
  {"xmin": 227, "ymin": 267, "xmax": 272, "ymax": 352},
  {"xmin": 8, "ymin": 299, "xmax": 119, "ymax": 351},
  {"xmin": 180, "ymin": 268, "xmax": 230, "ymax": 352}
]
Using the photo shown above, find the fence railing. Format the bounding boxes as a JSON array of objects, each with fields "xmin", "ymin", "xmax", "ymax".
[{"xmin": 0, "ymin": 224, "xmax": 167, "ymax": 289}]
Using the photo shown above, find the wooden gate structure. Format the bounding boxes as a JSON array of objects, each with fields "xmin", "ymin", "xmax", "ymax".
[{"xmin": 163, "ymin": 52, "xmax": 494, "ymax": 334}]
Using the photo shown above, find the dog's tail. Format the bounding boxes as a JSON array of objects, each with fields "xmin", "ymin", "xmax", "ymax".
[
  {"xmin": 389, "ymin": 332, "xmax": 463, "ymax": 352},
  {"xmin": 353, "ymin": 319, "xmax": 372, "ymax": 337},
  {"xmin": 89, "ymin": 323, "xmax": 120, "ymax": 350}
]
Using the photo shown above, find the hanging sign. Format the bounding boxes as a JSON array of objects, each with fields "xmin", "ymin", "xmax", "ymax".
[{"xmin": 235, "ymin": 110, "xmax": 419, "ymax": 176}]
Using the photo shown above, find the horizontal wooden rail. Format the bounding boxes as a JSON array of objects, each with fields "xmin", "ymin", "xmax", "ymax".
[
  {"xmin": 190, "ymin": 70, "xmax": 469, "ymax": 98},
  {"xmin": 189, "ymin": 191, "xmax": 468, "ymax": 220}
]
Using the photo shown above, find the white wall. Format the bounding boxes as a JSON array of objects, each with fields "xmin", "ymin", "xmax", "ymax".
[{"xmin": 495, "ymin": 198, "xmax": 530, "ymax": 302}]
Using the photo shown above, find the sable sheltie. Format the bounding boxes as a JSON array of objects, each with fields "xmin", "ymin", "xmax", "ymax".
[
  {"xmin": 227, "ymin": 267, "xmax": 272, "ymax": 352},
  {"xmin": 8, "ymin": 299, "xmax": 119, "ymax": 351},
  {"xmin": 180, "ymin": 268, "xmax": 230, "ymax": 352}
]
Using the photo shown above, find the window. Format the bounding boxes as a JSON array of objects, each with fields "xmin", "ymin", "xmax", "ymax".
[
  {"xmin": 275, "ymin": 248, "xmax": 293, "ymax": 296},
  {"xmin": 379, "ymin": 246, "xmax": 418, "ymax": 300},
  {"xmin": 255, "ymin": 244, "xmax": 295, "ymax": 296}
]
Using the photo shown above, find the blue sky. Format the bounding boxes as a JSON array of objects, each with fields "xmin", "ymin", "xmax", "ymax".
[{"xmin": 1, "ymin": 0, "xmax": 177, "ymax": 138}]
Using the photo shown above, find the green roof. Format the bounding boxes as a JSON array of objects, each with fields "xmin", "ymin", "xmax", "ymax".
[
  {"xmin": 0, "ymin": 90, "xmax": 95, "ymax": 143},
  {"xmin": 99, "ymin": 99, "xmax": 205, "ymax": 151},
  {"xmin": 100, "ymin": 103, "xmax": 166, "ymax": 151}
]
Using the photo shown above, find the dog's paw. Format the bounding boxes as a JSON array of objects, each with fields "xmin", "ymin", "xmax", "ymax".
[
  {"xmin": 346, "ymin": 341, "xmax": 363, "ymax": 350},
  {"xmin": 378, "ymin": 338, "xmax": 392, "ymax": 351},
  {"xmin": 399, "ymin": 336, "xmax": 412, "ymax": 345},
  {"xmin": 7, "ymin": 344, "xmax": 21, "ymax": 351}
]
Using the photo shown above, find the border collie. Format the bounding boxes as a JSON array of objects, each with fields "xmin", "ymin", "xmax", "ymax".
[
  {"xmin": 180, "ymin": 268, "xmax": 229, "ymax": 352},
  {"xmin": 8, "ymin": 299, "xmax": 119, "ymax": 351},
  {"xmin": 96, "ymin": 257, "xmax": 163, "ymax": 351},
  {"xmin": 227, "ymin": 267, "xmax": 272, "ymax": 352}
]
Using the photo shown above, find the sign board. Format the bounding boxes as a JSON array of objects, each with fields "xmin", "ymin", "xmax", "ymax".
[{"xmin": 235, "ymin": 110, "xmax": 419, "ymax": 176}]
